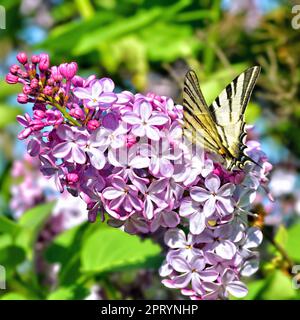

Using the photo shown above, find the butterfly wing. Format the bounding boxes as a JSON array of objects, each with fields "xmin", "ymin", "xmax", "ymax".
[
  {"xmin": 183, "ymin": 70, "xmax": 223, "ymax": 154},
  {"xmin": 208, "ymin": 66, "xmax": 261, "ymax": 169}
]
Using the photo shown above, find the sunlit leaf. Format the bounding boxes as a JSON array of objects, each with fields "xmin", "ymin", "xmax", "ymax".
[
  {"xmin": 81, "ymin": 228, "xmax": 162, "ymax": 273},
  {"xmin": 285, "ymin": 223, "xmax": 300, "ymax": 262}
]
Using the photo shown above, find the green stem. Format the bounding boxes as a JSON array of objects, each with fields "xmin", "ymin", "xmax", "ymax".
[{"xmin": 49, "ymin": 100, "xmax": 81, "ymax": 127}]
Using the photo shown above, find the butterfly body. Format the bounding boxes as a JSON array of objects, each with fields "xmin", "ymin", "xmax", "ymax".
[{"xmin": 183, "ymin": 66, "xmax": 261, "ymax": 171}]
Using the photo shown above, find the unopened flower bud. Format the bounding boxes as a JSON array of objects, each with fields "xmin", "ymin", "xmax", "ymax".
[
  {"xmin": 43, "ymin": 86, "xmax": 53, "ymax": 95},
  {"xmin": 33, "ymin": 109, "xmax": 45, "ymax": 120},
  {"xmin": 17, "ymin": 93, "xmax": 29, "ymax": 104},
  {"xmin": 31, "ymin": 54, "xmax": 40, "ymax": 64},
  {"xmin": 30, "ymin": 78, "xmax": 39, "ymax": 89},
  {"xmin": 10, "ymin": 64, "xmax": 20, "ymax": 75},
  {"xmin": 39, "ymin": 53, "xmax": 50, "ymax": 71},
  {"xmin": 23, "ymin": 85, "xmax": 32, "ymax": 95},
  {"xmin": 66, "ymin": 173, "xmax": 79, "ymax": 185},
  {"xmin": 16, "ymin": 52, "xmax": 28, "ymax": 64},
  {"xmin": 87, "ymin": 119, "xmax": 100, "ymax": 131},
  {"xmin": 50, "ymin": 66, "xmax": 63, "ymax": 82},
  {"xmin": 72, "ymin": 75, "xmax": 84, "ymax": 87},
  {"xmin": 59, "ymin": 62, "xmax": 78, "ymax": 80},
  {"xmin": 5, "ymin": 73, "xmax": 19, "ymax": 84},
  {"xmin": 70, "ymin": 107, "xmax": 85, "ymax": 120}
]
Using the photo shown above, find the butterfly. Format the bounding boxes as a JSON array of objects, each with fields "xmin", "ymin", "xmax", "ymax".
[{"xmin": 183, "ymin": 66, "xmax": 261, "ymax": 171}]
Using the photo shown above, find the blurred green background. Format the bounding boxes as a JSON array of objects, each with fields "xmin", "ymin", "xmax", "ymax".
[{"xmin": 0, "ymin": 0, "xmax": 300, "ymax": 300}]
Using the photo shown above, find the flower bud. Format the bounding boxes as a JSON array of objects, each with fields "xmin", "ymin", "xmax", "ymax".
[
  {"xmin": 39, "ymin": 53, "xmax": 50, "ymax": 71},
  {"xmin": 59, "ymin": 62, "xmax": 78, "ymax": 80},
  {"xmin": 33, "ymin": 109, "xmax": 45, "ymax": 120},
  {"xmin": 10, "ymin": 64, "xmax": 20, "ymax": 75},
  {"xmin": 87, "ymin": 119, "xmax": 100, "ymax": 131},
  {"xmin": 31, "ymin": 54, "xmax": 40, "ymax": 64},
  {"xmin": 72, "ymin": 75, "xmax": 84, "ymax": 87},
  {"xmin": 5, "ymin": 73, "xmax": 19, "ymax": 84},
  {"xmin": 66, "ymin": 173, "xmax": 79, "ymax": 185},
  {"xmin": 43, "ymin": 86, "xmax": 53, "ymax": 95},
  {"xmin": 16, "ymin": 52, "xmax": 28, "ymax": 64},
  {"xmin": 30, "ymin": 78, "xmax": 39, "ymax": 89},
  {"xmin": 50, "ymin": 66, "xmax": 63, "ymax": 82},
  {"xmin": 23, "ymin": 85, "xmax": 32, "ymax": 95},
  {"xmin": 17, "ymin": 93, "xmax": 29, "ymax": 104},
  {"xmin": 70, "ymin": 107, "xmax": 85, "ymax": 120}
]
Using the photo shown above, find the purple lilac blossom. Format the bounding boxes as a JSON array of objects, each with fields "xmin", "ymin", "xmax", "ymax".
[{"xmin": 7, "ymin": 53, "xmax": 272, "ymax": 300}]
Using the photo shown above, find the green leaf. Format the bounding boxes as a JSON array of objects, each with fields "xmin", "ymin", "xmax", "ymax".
[
  {"xmin": 0, "ymin": 105, "xmax": 21, "ymax": 128},
  {"xmin": 47, "ymin": 285, "xmax": 89, "ymax": 300},
  {"xmin": 0, "ymin": 245, "xmax": 26, "ymax": 269},
  {"xmin": 16, "ymin": 202, "xmax": 55, "ymax": 258},
  {"xmin": 243, "ymin": 279, "xmax": 268, "ymax": 300},
  {"xmin": 245, "ymin": 102, "xmax": 261, "ymax": 123},
  {"xmin": 81, "ymin": 228, "xmax": 161, "ymax": 274},
  {"xmin": 73, "ymin": 8, "xmax": 162, "ymax": 55},
  {"xmin": 285, "ymin": 223, "xmax": 300, "ymax": 262},
  {"xmin": 0, "ymin": 215, "xmax": 20, "ymax": 235},
  {"xmin": 0, "ymin": 80, "xmax": 22, "ymax": 100},
  {"xmin": 274, "ymin": 225, "xmax": 288, "ymax": 248},
  {"xmin": 0, "ymin": 292, "xmax": 27, "ymax": 300},
  {"xmin": 259, "ymin": 270, "xmax": 297, "ymax": 300},
  {"xmin": 45, "ymin": 223, "xmax": 86, "ymax": 264}
]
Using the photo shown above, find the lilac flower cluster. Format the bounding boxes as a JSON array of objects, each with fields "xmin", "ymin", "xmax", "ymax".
[
  {"xmin": 10, "ymin": 154, "xmax": 87, "ymax": 231},
  {"xmin": 7, "ymin": 52, "xmax": 272, "ymax": 300}
]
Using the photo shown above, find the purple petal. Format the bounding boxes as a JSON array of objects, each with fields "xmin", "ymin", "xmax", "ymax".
[
  {"xmin": 73, "ymin": 87, "xmax": 91, "ymax": 100},
  {"xmin": 190, "ymin": 187, "xmax": 210, "ymax": 202},
  {"xmin": 215, "ymin": 240, "xmax": 236, "ymax": 260},
  {"xmin": 244, "ymin": 227, "xmax": 263, "ymax": 249},
  {"xmin": 99, "ymin": 77, "xmax": 115, "ymax": 92},
  {"xmin": 144, "ymin": 197, "xmax": 154, "ymax": 220},
  {"xmin": 171, "ymin": 273, "xmax": 192, "ymax": 288},
  {"xmin": 205, "ymin": 174, "xmax": 220, "ymax": 193},
  {"xmin": 147, "ymin": 114, "xmax": 169, "ymax": 126},
  {"xmin": 199, "ymin": 270, "xmax": 219, "ymax": 282},
  {"xmin": 92, "ymin": 81, "xmax": 103, "ymax": 97},
  {"xmin": 226, "ymin": 281, "xmax": 248, "ymax": 298},
  {"xmin": 145, "ymin": 125, "xmax": 160, "ymax": 141},
  {"xmin": 103, "ymin": 187, "xmax": 124, "ymax": 200},
  {"xmin": 87, "ymin": 148, "xmax": 106, "ymax": 170},
  {"xmin": 159, "ymin": 158, "xmax": 174, "ymax": 177},
  {"xmin": 162, "ymin": 211, "xmax": 180, "ymax": 228},
  {"xmin": 164, "ymin": 228, "xmax": 187, "ymax": 249},
  {"xmin": 179, "ymin": 198, "xmax": 199, "ymax": 217},
  {"xmin": 170, "ymin": 257, "xmax": 190, "ymax": 273},
  {"xmin": 98, "ymin": 92, "xmax": 118, "ymax": 105},
  {"xmin": 132, "ymin": 124, "xmax": 146, "ymax": 137},
  {"xmin": 138, "ymin": 101, "xmax": 152, "ymax": 121},
  {"xmin": 71, "ymin": 145, "xmax": 86, "ymax": 164},
  {"xmin": 218, "ymin": 183, "xmax": 235, "ymax": 197},
  {"xmin": 122, "ymin": 113, "xmax": 141, "ymax": 125},
  {"xmin": 189, "ymin": 211, "xmax": 206, "ymax": 235},
  {"xmin": 190, "ymin": 256, "xmax": 205, "ymax": 272},
  {"xmin": 102, "ymin": 112, "xmax": 119, "ymax": 130},
  {"xmin": 52, "ymin": 142, "xmax": 72, "ymax": 158},
  {"xmin": 159, "ymin": 260, "xmax": 173, "ymax": 277},
  {"xmin": 203, "ymin": 196, "xmax": 216, "ymax": 217}
]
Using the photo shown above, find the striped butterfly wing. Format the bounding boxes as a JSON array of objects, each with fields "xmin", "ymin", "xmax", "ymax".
[
  {"xmin": 183, "ymin": 70, "xmax": 223, "ymax": 154},
  {"xmin": 208, "ymin": 66, "xmax": 261, "ymax": 169}
]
